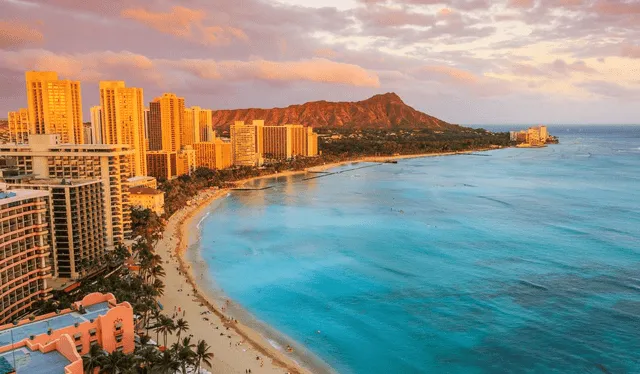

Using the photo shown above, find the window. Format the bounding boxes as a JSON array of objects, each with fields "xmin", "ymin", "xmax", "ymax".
[
  {"xmin": 89, "ymin": 328, "xmax": 97, "ymax": 337},
  {"xmin": 74, "ymin": 333, "xmax": 82, "ymax": 341},
  {"xmin": 76, "ymin": 345, "xmax": 83, "ymax": 352},
  {"xmin": 115, "ymin": 334, "xmax": 123, "ymax": 343}
]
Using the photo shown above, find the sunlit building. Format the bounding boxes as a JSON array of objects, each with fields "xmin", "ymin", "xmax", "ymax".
[
  {"xmin": 230, "ymin": 120, "xmax": 263, "ymax": 167},
  {"xmin": 0, "ymin": 187, "xmax": 53, "ymax": 324},
  {"xmin": 25, "ymin": 71, "xmax": 83, "ymax": 144},
  {"xmin": 183, "ymin": 107, "xmax": 200, "ymax": 146},
  {"xmin": 89, "ymin": 105, "xmax": 103, "ymax": 144},
  {"xmin": 194, "ymin": 137, "xmax": 232, "ymax": 170},
  {"xmin": 0, "ymin": 134, "xmax": 134, "ymax": 247},
  {"xmin": 8, "ymin": 178, "xmax": 107, "ymax": 280},
  {"xmin": 99, "ymin": 81, "xmax": 147, "ymax": 177},
  {"xmin": 148, "ymin": 93, "xmax": 184, "ymax": 152},
  {"xmin": 0, "ymin": 293, "xmax": 135, "ymax": 374},
  {"xmin": 177, "ymin": 146, "xmax": 197, "ymax": 176},
  {"xmin": 127, "ymin": 176, "xmax": 157, "ymax": 189},
  {"xmin": 146, "ymin": 151, "xmax": 178, "ymax": 181},
  {"xmin": 7, "ymin": 108, "xmax": 30, "ymax": 144},
  {"xmin": 199, "ymin": 109, "xmax": 214, "ymax": 142},
  {"xmin": 129, "ymin": 187, "xmax": 164, "ymax": 216}
]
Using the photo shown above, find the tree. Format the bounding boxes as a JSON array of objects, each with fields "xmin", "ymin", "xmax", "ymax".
[
  {"xmin": 175, "ymin": 318, "xmax": 189, "ymax": 341},
  {"xmin": 98, "ymin": 350, "xmax": 133, "ymax": 374},
  {"xmin": 174, "ymin": 337, "xmax": 196, "ymax": 374},
  {"xmin": 152, "ymin": 350, "xmax": 181, "ymax": 374},
  {"xmin": 195, "ymin": 339, "xmax": 214, "ymax": 374},
  {"xmin": 157, "ymin": 315, "xmax": 175, "ymax": 348},
  {"xmin": 82, "ymin": 344, "xmax": 106, "ymax": 374}
]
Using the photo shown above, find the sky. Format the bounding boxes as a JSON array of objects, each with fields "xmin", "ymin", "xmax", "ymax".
[{"xmin": 0, "ymin": 0, "xmax": 638, "ymax": 125}]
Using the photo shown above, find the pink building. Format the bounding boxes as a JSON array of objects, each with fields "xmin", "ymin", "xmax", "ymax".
[{"xmin": 0, "ymin": 292, "xmax": 135, "ymax": 374}]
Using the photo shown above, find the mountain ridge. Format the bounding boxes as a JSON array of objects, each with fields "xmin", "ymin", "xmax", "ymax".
[{"xmin": 211, "ymin": 93, "xmax": 463, "ymax": 130}]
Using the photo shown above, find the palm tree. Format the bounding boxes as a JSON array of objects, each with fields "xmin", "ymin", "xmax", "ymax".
[
  {"xmin": 175, "ymin": 337, "xmax": 196, "ymax": 374},
  {"xmin": 82, "ymin": 344, "xmax": 106, "ymax": 374},
  {"xmin": 152, "ymin": 350, "xmax": 181, "ymax": 374},
  {"xmin": 174, "ymin": 318, "xmax": 189, "ymax": 341},
  {"xmin": 195, "ymin": 339, "xmax": 214, "ymax": 374},
  {"xmin": 98, "ymin": 351, "xmax": 133, "ymax": 374},
  {"xmin": 134, "ymin": 345, "xmax": 158, "ymax": 374},
  {"xmin": 157, "ymin": 315, "xmax": 175, "ymax": 348}
]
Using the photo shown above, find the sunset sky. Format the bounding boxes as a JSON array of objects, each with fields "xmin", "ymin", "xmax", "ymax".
[{"xmin": 1, "ymin": 0, "xmax": 638, "ymax": 124}]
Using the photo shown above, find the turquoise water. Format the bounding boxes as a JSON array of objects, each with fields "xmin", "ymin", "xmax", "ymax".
[{"xmin": 197, "ymin": 126, "xmax": 640, "ymax": 373}]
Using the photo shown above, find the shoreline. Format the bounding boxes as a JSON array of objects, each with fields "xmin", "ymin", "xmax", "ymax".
[{"xmin": 160, "ymin": 147, "xmax": 500, "ymax": 373}]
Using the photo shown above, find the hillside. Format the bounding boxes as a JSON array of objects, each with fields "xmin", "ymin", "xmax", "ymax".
[{"xmin": 211, "ymin": 93, "xmax": 462, "ymax": 130}]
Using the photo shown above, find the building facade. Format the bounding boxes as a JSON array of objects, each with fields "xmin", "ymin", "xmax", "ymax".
[
  {"xmin": 148, "ymin": 93, "xmax": 185, "ymax": 152},
  {"xmin": 194, "ymin": 139, "xmax": 232, "ymax": 170},
  {"xmin": 176, "ymin": 146, "xmax": 197, "ymax": 176},
  {"xmin": 0, "ymin": 187, "xmax": 53, "ymax": 324},
  {"xmin": 127, "ymin": 176, "xmax": 157, "ymax": 189},
  {"xmin": 199, "ymin": 109, "xmax": 214, "ymax": 142},
  {"xmin": 99, "ymin": 81, "xmax": 147, "ymax": 177},
  {"xmin": 8, "ymin": 179, "xmax": 107, "ymax": 280},
  {"xmin": 129, "ymin": 187, "xmax": 164, "ymax": 216},
  {"xmin": 230, "ymin": 120, "xmax": 263, "ymax": 167},
  {"xmin": 0, "ymin": 293, "xmax": 135, "ymax": 374},
  {"xmin": 89, "ymin": 106, "xmax": 103, "ymax": 144},
  {"xmin": 7, "ymin": 108, "xmax": 30, "ymax": 144},
  {"xmin": 0, "ymin": 135, "xmax": 134, "ymax": 247},
  {"xmin": 146, "ymin": 151, "xmax": 178, "ymax": 181},
  {"xmin": 25, "ymin": 71, "xmax": 83, "ymax": 144}
]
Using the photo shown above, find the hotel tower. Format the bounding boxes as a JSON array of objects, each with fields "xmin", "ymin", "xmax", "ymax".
[
  {"xmin": 0, "ymin": 186, "xmax": 53, "ymax": 324},
  {"xmin": 25, "ymin": 71, "xmax": 83, "ymax": 144},
  {"xmin": 99, "ymin": 81, "xmax": 147, "ymax": 177}
]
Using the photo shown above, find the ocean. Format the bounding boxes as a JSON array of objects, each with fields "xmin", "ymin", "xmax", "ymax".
[{"xmin": 192, "ymin": 125, "xmax": 640, "ymax": 373}]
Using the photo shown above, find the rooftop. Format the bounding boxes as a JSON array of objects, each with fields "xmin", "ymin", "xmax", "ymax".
[
  {"xmin": 0, "ymin": 302, "xmax": 110, "ymax": 348},
  {"xmin": 0, "ymin": 347, "xmax": 70, "ymax": 374},
  {"xmin": 127, "ymin": 176, "xmax": 156, "ymax": 182},
  {"xmin": 129, "ymin": 187, "xmax": 163, "ymax": 195},
  {"xmin": 0, "ymin": 188, "xmax": 49, "ymax": 205},
  {"xmin": 10, "ymin": 178, "xmax": 100, "ymax": 187}
]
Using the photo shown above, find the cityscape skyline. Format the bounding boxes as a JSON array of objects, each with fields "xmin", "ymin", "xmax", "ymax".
[{"xmin": 1, "ymin": 0, "xmax": 638, "ymax": 125}]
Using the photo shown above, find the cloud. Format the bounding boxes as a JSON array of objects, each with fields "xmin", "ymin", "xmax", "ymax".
[
  {"xmin": 0, "ymin": 49, "xmax": 379, "ymax": 88},
  {"xmin": 621, "ymin": 44, "xmax": 640, "ymax": 59},
  {"xmin": 0, "ymin": 21, "xmax": 44, "ymax": 49},
  {"xmin": 163, "ymin": 58, "xmax": 381, "ymax": 87},
  {"xmin": 413, "ymin": 65, "xmax": 480, "ymax": 84},
  {"xmin": 0, "ymin": 49, "xmax": 163, "ymax": 86},
  {"xmin": 121, "ymin": 6, "xmax": 248, "ymax": 46},
  {"xmin": 507, "ymin": 0, "xmax": 535, "ymax": 8}
]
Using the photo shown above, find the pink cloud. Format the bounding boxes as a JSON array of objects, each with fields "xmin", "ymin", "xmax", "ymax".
[
  {"xmin": 314, "ymin": 48, "xmax": 340, "ymax": 59},
  {"xmin": 621, "ymin": 44, "xmax": 640, "ymax": 58},
  {"xmin": 592, "ymin": 0, "xmax": 640, "ymax": 15},
  {"xmin": 415, "ymin": 65, "xmax": 480, "ymax": 84},
  {"xmin": 0, "ymin": 21, "xmax": 44, "ymax": 49},
  {"xmin": 165, "ymin": 58, "xmax": 381, "ymax": 87},
  {"xmin": 121, "ymin": 6, "xmax": 248, "ymax": 46},
  {"xmin": 507, "ymin": 0, "xmax": 535, "ymax": 8}
]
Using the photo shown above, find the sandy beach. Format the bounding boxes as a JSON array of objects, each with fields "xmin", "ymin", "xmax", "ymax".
[{"xmin": 157, "ymin": 148, "xmax": 497, "ymax": 373}]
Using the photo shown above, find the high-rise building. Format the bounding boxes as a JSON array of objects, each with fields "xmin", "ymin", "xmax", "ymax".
[
  {"xmin": 0, "ymin": 186, "xmax": 53, "ymax": 324},
  {"xmin": 0, "ymin": 293, "xmax": 135, "ymax": 373},
  {"xmin": 8, "ymin": 108, "xmax": 30, "ymax": 144},
  {"xmin": 194, "ymin": 137, "xmax": 232, "ymax": 170},
  {"xmin": 306, "ymin": 126, "xmax": 319, "ymax": 156},
  {"xmin": 148, "ymin": 93, "xmax": 184, "ymax": 152},
  {"xmin": 89, "ymin": 106, "xmax": 103, "ymax": 144},
  {"xmin": 230, "ymin": 120, "xmax": 263, "ymax": 167},
  {"xmin": 0, "ymin": 134, "xmax": 134, "ymax": 246},
  {"xmin": 262, "ymin": 125, "xmax": 292, "ymax": 160},
  {"xmin": 177, "ymin": 146, "xmax": 197, "ymax": 176},
  {"xmin": 199, "ymin": 109, "xmax": 214, "ymax": 142},
  {"xmin": 25, "ymin": 71, "xmax": 83, "ymax": 144},
  {"xmin": 146, "ymin": 151, "xmax": 178, "ymax": 181},
  {"xmin": 99, "ymin": 81, "xmax": 146, "ymax": 177},
  {"xmin": 255, "ymin": 124, "xmax": 319, "ymax": 161},
  {"xmin": 183, "ymin": 106, "xmax": 200, "ymax": 146},
  {"xmin": 83, "ymin": 124, "xmax": 93, "ymax": 146},
  {"xmin": 8, "ymin": 179, "xmax": 106, "ymax": 279}
]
